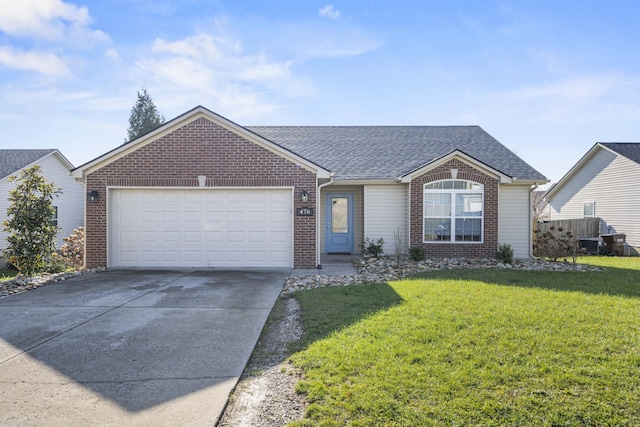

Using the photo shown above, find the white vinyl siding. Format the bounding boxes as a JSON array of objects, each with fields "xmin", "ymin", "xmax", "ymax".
[
  {"xmin": 0, "ymin": 153, "xmax": 84, "ymax": 251},
  {"xmin": 498, "ymin": 184, "xmax": 532, "ymax": 258},
  {"xmin": 364, "ymin": 184, "xmax": 407, "ymax": 255},
  {"xmin": 109, "ymin": 188, "xmax": 293, "ymax": 268},
  {"xmin": 549, "ymin": 147, "xmax": 640, "ymax": 252}
]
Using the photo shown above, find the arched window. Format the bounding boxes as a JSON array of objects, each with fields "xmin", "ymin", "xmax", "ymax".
[{"xmin": 423, "ymin": 179, "xmax": 483, "ymax": 242}]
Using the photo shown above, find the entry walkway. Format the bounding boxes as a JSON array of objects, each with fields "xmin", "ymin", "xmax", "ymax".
[{"xmin": 290, "ymin": 254, "xmax": 359, "ymax": 277}]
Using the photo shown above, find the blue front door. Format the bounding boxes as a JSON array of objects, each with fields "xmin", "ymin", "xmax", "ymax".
[{"xmin": 325, "ymin": 193, "xmax": 354, "ymax": 253}]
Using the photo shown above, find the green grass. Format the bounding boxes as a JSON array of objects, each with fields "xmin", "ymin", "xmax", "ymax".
[
  {"xmin": 0, "ymin": 266, "xmax": 18, "ymax": 281},
  {"xmin": 288, "ymin": 257, "xmax": 640, "ymax": 426}
]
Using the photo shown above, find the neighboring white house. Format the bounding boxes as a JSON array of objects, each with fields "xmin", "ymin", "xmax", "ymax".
[
  {"xmin": 544, "ymin": 142, "xmax": 640, "ymax": 255},
  {"xmin": 1, "ymin": 150, "xmax": 85, "ymax": 257}
]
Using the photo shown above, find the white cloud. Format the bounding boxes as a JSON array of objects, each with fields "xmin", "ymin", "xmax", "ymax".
[
  {"xmin": 0, "ymin": 0, "xmax": 109, "ymax": 45},
  {"xmin": 137, "ymin": 32, "xmax": 314, "ymax": 118},
  {"xmin": 105, "ymin": 48, "xmax": 120, "ymax": 60},
  {"xmin": 319, "ymin": 4, "xmax": 341, "ymax": 20},
  {"xmin": 502, "ymin": 75, "xmax": 625, "ymax": 101},
  {"xmin": 0, "ymin": 45, "xmax": 70, "ymax": 76}
]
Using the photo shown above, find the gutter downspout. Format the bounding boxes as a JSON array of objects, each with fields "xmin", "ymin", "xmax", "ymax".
[
  {"xmin": 316, "ymin": 174, "xmax": 335, "ymax": 269},
  {"xmin": 530, "ymin": 183, "xmax": 539, "ymax": 258}
]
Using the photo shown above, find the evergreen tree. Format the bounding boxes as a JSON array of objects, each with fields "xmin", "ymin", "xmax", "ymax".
[
  {"xmin": 2, "ymin": 165, "xmax": 61, "ymax": 276},
  {"xmin": 124, "ymin": 88, "xmax": 165, "ymax": 143}
]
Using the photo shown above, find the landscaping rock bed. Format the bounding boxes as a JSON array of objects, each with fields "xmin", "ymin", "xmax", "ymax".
[
  {"xmin": 0, "ymin": 268, "xmax": 105, "ymax": 298},
  {"xmin": 284, "ymin": 256, "xmax": 602, "ymax": 293}
]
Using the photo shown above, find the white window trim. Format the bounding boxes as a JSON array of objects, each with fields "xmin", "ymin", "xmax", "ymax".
[
  {"xmin": 423, "ymin": 180, "xmax": 484, "ymax": 243},
  {"xmin": 583, "ymin": 201, "xmax": 595, "ymax": 218}
]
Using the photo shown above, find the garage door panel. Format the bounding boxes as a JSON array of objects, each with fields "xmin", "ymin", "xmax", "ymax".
[
  {"xmin": 184, "ymin": 231, "xmax": 201, "ymax": 243},
  {"xmin": 140, "ymin": 231, "xmax": 158, "ymax": 243},
  {"xmin": 184, "ymin": 211, "xmax": 201, "ymax": 222},
  {"xmin": 141, "ymin": 211, "xmax": 158, "ymax": 222},
  {"xmin": 205, "ymin": 211, "xmax": 223, "ymax": 222},
  {"xmin": 162, "ymin": 192, "xmax": 180, "ymax": 203},
  {"xmin": 204, "ymin": 231, "xmax": 223, "ymax": 242},
  {"xmin": 119, "ymin": 231, "xmax": 137, "ymax": 243},
  {"xmin": 110, "ymin": 189, "xmax": 292, "ymax": 268},
  {"xmin": 119, "ymin": 211, "xmax": 137, "ymax": 223},
  {"xmin": 162, "ymin": 231, "xmax": 180, "ymax": 243},
  {"xmin": 141, "ymin": 192, "xmax": 158, "ymax": 202}
]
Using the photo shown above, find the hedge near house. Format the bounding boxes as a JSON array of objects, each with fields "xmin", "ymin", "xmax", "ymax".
[{"xmin": 2, "ymin": 165, "xmax": 61, "ymax": 276}]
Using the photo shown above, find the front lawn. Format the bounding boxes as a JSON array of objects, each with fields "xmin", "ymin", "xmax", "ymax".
[{"xmin": 289, "ymin": 257, "xmax": 640, "ymax": 426}]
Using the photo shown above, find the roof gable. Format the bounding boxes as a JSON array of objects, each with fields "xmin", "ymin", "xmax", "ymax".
[
  {"xmin": 398, "ymin": 150, "xmax": 511, "ymax": 183},
  {"xmin": 0, "ymin": 149, "xmax": 71, "ymax": 181},
  {"xmin": 248, "ymin": 125, "xmax": 546, "ymax": 183},
  {"xmin": 72, "ymin": 106, "xmax": 331, "ymax": 179},
  {"xmin": 545, "ymin": 142, "xmax": 640, "ymax": 199}
]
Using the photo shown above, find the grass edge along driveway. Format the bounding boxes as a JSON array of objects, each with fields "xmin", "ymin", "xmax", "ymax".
[{"xmin": 288, "ymin": 257, "xmax": 640, "ymax": 426}]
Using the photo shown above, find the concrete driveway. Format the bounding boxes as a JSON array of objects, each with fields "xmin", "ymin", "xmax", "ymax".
[{"xmin": 0, "ymin": 268, "xmax": 288, "ymax": 426}]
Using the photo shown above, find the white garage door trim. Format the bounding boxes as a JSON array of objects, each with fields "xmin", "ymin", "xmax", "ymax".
[{"xmin": 108, "ymin": 187, "xmax": 293, "ymax": 268}]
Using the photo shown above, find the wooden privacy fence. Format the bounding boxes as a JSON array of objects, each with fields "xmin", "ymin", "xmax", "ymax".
[{"xmin": 535, "ymin": 217, "xmax": 601, "ymax": 238}]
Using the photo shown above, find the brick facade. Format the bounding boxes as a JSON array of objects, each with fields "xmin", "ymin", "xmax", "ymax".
[
  {"xmin": 85, "ymin": 117, "xmax": 317, "ymax": 269},
  {"xmin": 409, "ymin": 158, "xmax": 499, "ymax": 258}
]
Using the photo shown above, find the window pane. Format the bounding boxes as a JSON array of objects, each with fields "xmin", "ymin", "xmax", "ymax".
[
  {"xmin": 455, "ymin": 193, "xmax": 482, "ymax": 216},
  {"xmin": 455, "ymin": 219, "xmax": 481, "ymax": 241},
  {"xmin": 583, "ymin": 202, "xmax": 595, "ymax": 218},
  {"xmin": 332, "ymin": 198, "xmax": 348, "ymax": 233},
  {"xmin": 424, "ymin": 218, "xmax": 451, "ymax": 241},
  {"xmin": 424, "ymin": 193, "xmax": 451, "ymax": 216}
]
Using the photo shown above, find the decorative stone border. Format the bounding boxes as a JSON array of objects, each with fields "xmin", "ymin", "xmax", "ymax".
[
  {"xmin": 0, "ymin": 268, "xmax": 106, "ymax": 298},
  {"xmin": 283, "ymin": 257, "xmax": 602, "ymax": 293}
]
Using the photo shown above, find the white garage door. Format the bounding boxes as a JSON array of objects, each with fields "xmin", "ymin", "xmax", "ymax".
[{"xmin": 109, "ymin": 188, "xmax": 293, "ymax": 268}]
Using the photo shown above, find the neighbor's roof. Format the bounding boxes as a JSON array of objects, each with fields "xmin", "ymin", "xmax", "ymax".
[
  {"xmin": 0, "ymin": 149, "xmax": 59, "ymax": 180},
  {"xmin": 248, "ymin": 126, "xmax": 547, "ymax": 182},
  {"xmin": 545, "ymin": 142, "xmax": 640, "ymax": 199},
  {"xmin": 599, "ymin": 142, "xmax": 640, "ymax": 165}
]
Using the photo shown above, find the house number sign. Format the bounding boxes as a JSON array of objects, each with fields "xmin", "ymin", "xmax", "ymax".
[{"xmin": 296, "ymin": 207, "xmax": 314, "ymax": 216}]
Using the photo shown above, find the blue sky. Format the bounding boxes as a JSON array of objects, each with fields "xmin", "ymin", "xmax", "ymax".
[{"xmin": 1, "ymin": 1, "xmax": 639, "ymax": 186}]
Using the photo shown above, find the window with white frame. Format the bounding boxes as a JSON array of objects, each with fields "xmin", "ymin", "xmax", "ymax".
[
  {"xmin": 583, "ymin": 201, "xmax": 595, "ymax": 218},
  {"xmin": 424, "ymin": 180, "xmax": 483, "ymax": 242},
  {"xmin": 50, "ymin": 206, "xmax": 58, "ymax": 227}
]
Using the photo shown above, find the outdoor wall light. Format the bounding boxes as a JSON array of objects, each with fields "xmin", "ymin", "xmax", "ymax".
[
  {"xmin": 300, "ymin": 190, "xmax": 309, "ymax": 203},
  {"xmin": 88, "ymin": 190, "xmax": 99, "ymax": 202}
]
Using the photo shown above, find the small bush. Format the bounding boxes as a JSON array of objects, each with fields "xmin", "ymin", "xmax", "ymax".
[
  {"xmin": 496, "ymin": 243, "xmax": 514, "ymax": 264},
  {"xmin": 59, "ymin": 227, "xmax": 85, "ymax": 270},
  {"xmin": 363, "ymin": 237, "xmax": 385, "ymax": 258},
  {"xmin": 47, "ymin": 256, "xmax": 68, "ymax": 274},
  {"xmin": 534, "ymin": 226, "xmax": 585, "ymax": 264},
  {"xmin": 409, "ymin": 246, "xmax": 426, "ymax": 262}
]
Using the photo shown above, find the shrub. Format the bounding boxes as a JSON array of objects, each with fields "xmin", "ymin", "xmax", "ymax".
[
  {"xmin": 496, "ymin": 243, "xmax": 514, "ymax": 264},
  {"xmin": 2, "ymin": 165, "xmax": 61, "ymax": 276},
  {"xmin": 59, "ymin": 227, "xmax": 85, "ymax": 270},
  {"xmin": 409, "ymin": 246, "xmax": 427, "ymax": 262},
  {"xmin": 362, "ymin": 237, "xmax": 385, "ymax": 258},
  {"xmin": 534, "ymin": 226, "xmax": 585, "ymax": 264}
]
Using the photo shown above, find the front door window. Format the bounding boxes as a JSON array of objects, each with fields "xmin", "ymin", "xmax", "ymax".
[
  {"xmin": 332, "ymin": 198, "xmax": 349, "ymax": 233},
  {"xmin": 325, "ymin": 193, "xmax": 354, "ymax": 253}
]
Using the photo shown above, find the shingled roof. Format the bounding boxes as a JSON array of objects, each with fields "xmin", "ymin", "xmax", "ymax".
[
  {"xmin": 0, "ymin": 149, "xmax": 58, "ymax": 180},
  {"xmin": 600, "ymin": 142, "xmax": 640, "ymax": 165},
  {"xmin": 248, "ymin": 125, "xmax": 546, "ymax": 181}
]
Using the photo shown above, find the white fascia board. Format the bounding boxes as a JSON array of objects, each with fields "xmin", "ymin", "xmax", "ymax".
[
  {"xmin": 398, "ymin": 150, "xmax": 511, "ymax": 183},
  {"xmin": 50, "ymin": 150, "xmax": 75, "ymax": 171},
  {"xmin": 72, "ymin": 106, "xmax": 331, "ymax": 180}
]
